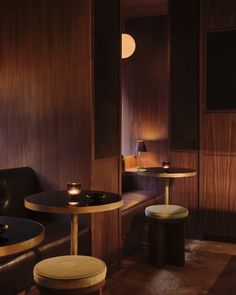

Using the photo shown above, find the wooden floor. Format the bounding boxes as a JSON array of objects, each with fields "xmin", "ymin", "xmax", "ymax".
[{"xmin": 26, "ymin": 239, "xmax": 236, "ymax": 295}]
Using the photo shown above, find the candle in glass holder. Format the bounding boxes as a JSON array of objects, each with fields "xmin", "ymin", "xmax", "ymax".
[
  {"xmin": 67, "ymin": 181, "xmax": 81, "ymax": 205},
  {"xmin": 162, "ymin": 161, "xmax": 170, "ymax": 172}
]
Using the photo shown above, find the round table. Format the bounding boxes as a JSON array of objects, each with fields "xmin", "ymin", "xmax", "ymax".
[
  {"xmin": 0, "ymin": 216, "xmax": 44, "ymax": 257},
  {"xmin": 25, "ymin": 190, "xmax": 123, "ymax": 255},
  {"xmin": 137, "ymin": 167, "xmax": 197, "ymax": 204}
]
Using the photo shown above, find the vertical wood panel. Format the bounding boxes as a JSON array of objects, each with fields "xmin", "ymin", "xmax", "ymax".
[
  {"xmin": 169, "ymin": 151, "xmax": 199, "ymax": 238},
  {"xmin": 170, "ymin": 0, "xmax": 199, "ymax": 150},
  {"xmin": 169, "ymin": 0, "xmax": 199, "ymax": 238},
  {"xmin": 91, "ymin": 157, "xmax": 121, "ymax": 268},
  {"xmin": 0, "ymin": 0, "xmax": 92, "ymax": 190},
  {"xmin": 94, "ymin": 0, "xmax": 120, "ymax": 159},
  {"xmin": 200, "ymin": 0, "xmax": 236, "ymax": 30},
  {"xmin": 201, "ymin": 155, "xmax": 236, "ymax": 238},
  {"xmin": 200, "ymin": 0, "xmax": 236, "ymax": 240},
  {"xmin": 91, "ymin": 0, "xmax": 121, "ymax": 269},
  {"xmin": 122, "ymin": 16, "xmax": 169, "ymax": 166}
]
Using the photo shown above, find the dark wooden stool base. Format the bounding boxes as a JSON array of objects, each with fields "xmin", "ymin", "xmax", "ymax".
[
  {"xmin": 35, "ymin": 281, "xmax": 104, "ymax": 295},
  {"xmin": 148, "ymin": 217, "xmax": 187, "ymax": 268}
]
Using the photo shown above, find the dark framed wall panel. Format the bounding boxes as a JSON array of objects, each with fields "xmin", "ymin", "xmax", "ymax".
[
  {"xmin": 92, "ymin": 0, "xmax": 121, "ymax": 270},
  {"xmin": 206, "ymin": 29, "xmax": 236, "ymax": 111},
  {"xmin": 170, "ymin": 0, "xmax": 199, "ymax": 150},
  {"xmin": 93, "ymin": 0, "xmax": 120, "ymax": 159}
]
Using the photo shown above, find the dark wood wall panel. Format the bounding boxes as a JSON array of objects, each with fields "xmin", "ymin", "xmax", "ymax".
[
  {"xmin": 205, "ymin": 30, "xmax": 236, "ymax": 111},
  {"xmin": 200, "ymin": 155, "xmax": 236, "ymax": 239},
  {"xmin": 200, "ymin": 0, "xmax": 236, "ymax": 240},
  {"xmin": 122, "ymin": 16, "xmax": 169, "ymax": 166},
  {"xmin": 201, "ymin": 0, "xmax": 236, "ymax": 30},
  {"xmin": 204, "ymin": 114, "xmax": 236, "ymax": 156},
  {"xmin": 0, "ymin": 0, "xmax": 92, "ymax": 190},
  {"xmin": 123, "ymin": 0, "xmax": 168, "ymax": 18},
  {"xmin": 169, "ymin": 0, "xmax": 199, "ymax": 238},
  {"xmin": 94, "ymin": 0, "xmax": 120, "ymax": 159},
  {"xmin": 170, "ymin": 0, "xmax": 199, "ymax": 150},
  {"xmin": 169, "ymin": 151, "xmax": 199, "ymax": 238},
  {"xmin": 92, "ymin": 0, "xmax": 121, "ymax": 269}
]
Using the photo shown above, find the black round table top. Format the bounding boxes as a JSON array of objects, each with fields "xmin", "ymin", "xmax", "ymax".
[
  {"xmin": 25, "ymin": 190, "xmax": 123, "ymax": 214},
  {"xmin": 0, "ymin": 216, "xmax": 44, "ymax": 257},
  {"xmin": 137, "ymin": 167, "xmax": 197, "ymax": 178}
]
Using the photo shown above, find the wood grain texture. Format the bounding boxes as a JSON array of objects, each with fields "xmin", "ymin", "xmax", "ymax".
[
  {"xmin": 91, "ymin": 0, "xmax": 121, "ymax": 269},
  {"xmin": 199, "ymin": 0, "xmax": 236, "ymax": 240},
  {"xmin": 200, "ymin": 155, "xmax": 236, "ymax": 238},
  {"xmin": 203, "ymin": 113, "xmax": 236, "ymax": 156},
  {"xmin": 169, "ymin": 151, "xmax": 199, "ymax": 238},
  {"xmin": 122, "ymin": 0, "xmax": 168, "ymax": 18},
  {"xmin": 122, "ymin": 16, "xmax": 169, "ymax": 167},
  {"xmin": 170, "ymin": 0, "xmax": 199, "ymax": 150},
  {"xmin": 200, "ymin": 0, "xmax": 236, "ymax": 30},
  {"xmin": 94, "ymin": 0, "xmax": 120, "ymax": 159},
  {"xmin": 0, "ymin": 0, "xmax": 92, "ymax": 191},
  {"xmin": 91, "ymin": 157, "xmax": 122, "ymax": 268}
]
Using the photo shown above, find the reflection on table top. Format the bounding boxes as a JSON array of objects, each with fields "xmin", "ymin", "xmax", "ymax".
[
  {"xmin": 136, "ymin": 167, "xmax": 197, "ymax": 178},
  {"xmin": 25, "ymin": 190, "xmax": 123, "ymax": 214},
  {"xmin": 0, "ymin": 216, "xmax": 44, "ymax": 257}
]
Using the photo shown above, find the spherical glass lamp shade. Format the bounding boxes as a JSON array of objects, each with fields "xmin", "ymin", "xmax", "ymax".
[{"xmin": 122, "ymin": 33, "xmax": 136, "ymax": 59}]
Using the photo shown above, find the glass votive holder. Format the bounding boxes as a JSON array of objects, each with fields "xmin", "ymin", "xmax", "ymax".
[
  {"xmin": 67, "ymin": 181, "xmax": 81, "ymax": 205},
  {"xmin": 162, "ymin": 161, "xmax": 170, "ymax": 172}
]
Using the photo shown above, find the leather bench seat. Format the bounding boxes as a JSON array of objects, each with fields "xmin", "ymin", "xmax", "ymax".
[{"xmin": 121, "ymin": 190, "xmax": 163, "ymax": 257}]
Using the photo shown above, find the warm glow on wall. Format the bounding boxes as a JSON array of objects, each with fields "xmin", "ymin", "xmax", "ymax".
[{"xmin": 122, "ymin": 33, "xmax": 136, "ymax": 59}]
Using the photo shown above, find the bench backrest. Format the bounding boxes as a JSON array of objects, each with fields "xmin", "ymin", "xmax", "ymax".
[
  {"xmin": 0, "ymin": 167, "xmax": 40, "ymax": 217},
  {"xmin": 122, "ymin": 155, "xmax": 137, "ymax": 171}
]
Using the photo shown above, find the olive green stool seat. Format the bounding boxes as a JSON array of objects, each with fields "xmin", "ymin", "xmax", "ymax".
[
  {"xmin": 145, "ymin": 205, "xmax": 189, "ymax": 268},
  {"xmin": 33, "ymin": 255, "xmax": 107, "ymax": 295}
]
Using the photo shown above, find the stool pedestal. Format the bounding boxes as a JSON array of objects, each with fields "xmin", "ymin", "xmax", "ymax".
[
  {"xmin": 148, "ymin": 217, "xmax": 186, "ymax": 267},
  {"xmin": 145, "ymin": 205, "xmax": 188, "ymax": 268}
]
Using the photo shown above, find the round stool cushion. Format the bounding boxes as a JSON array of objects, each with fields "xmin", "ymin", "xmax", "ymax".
[
  {"xmin": 34, "ymin": 255, "xmax": 107, "ymax": 290},
  {"xmin": 145, "ymin": 204, "xmax": 188, "ymax": 220}
]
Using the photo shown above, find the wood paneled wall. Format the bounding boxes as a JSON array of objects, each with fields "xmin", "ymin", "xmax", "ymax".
[
  {"xmin": 91, "ymin": 0, "xmax": 121, "ymax": 269},
  {"xmin": 170, "ymin": 0, "xmax": 236, "ymax": 241},
  {"xmin": 0, "ymin": 0, "xmax": 122, "ymax": 268},
  {"xmin": 122, "ymin": 16, "xmax": 169, "ymax": 167},
  {"xmin": 169, "ymin": 0, "xmax": 199, "ymax": 238},
  {"xmin": 169, "ymin": 151, "xmax": 199, "ymax": 238},
  {"xmin": 199, "ymin": 0, "xmax": 236, "ymax": 240},
  {"xmin": 170, "ymin": 0, "xmax": 199, "ymax": 151},
  {"xmin": 123, "ymin": 0, "xmax": 168, "ymax": 19},
  {"xmin": 0, "ymin": 0, "xmax": 92, "ymax": 191}
]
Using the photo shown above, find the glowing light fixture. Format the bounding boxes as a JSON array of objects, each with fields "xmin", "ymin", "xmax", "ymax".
[{"xmin": 122, "ymin": 33, "xmax": 136, "ymax": 59}]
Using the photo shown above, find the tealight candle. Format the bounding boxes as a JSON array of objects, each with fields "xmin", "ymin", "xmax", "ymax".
[
  {"xmin": 162, "ymin": 161, "xmax": 170, "ymax": 172},
  {"xmin": 67, "ymin": 181, "xmax": 81, "ymax": 205}
]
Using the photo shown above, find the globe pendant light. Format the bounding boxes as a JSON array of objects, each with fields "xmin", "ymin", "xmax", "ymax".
[{"xmin": 122, "ymin": 33, "xmax": 136, "ymax": 59}]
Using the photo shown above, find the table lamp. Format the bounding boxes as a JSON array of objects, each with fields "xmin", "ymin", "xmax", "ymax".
[{"xmin": 135, "ymin": 140, "xmax": 147, "ymax": 171}]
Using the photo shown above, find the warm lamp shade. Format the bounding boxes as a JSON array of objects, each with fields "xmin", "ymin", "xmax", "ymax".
[
  {"xmin": 135, "ymin": 140, "xmax": 147, "ymax": 152},
  {"xmin": 122, "ymin": 33, "xmax": 136, "ymax": 59}
]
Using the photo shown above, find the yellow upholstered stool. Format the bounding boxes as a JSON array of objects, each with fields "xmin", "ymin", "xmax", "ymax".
[
  {"xmin": 34, "ymin": 255, "xmax": 107, "ymax": 295},
  {"xmin": 145, "ymin": 205, "xmax": 189, "ymax": 268}
]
